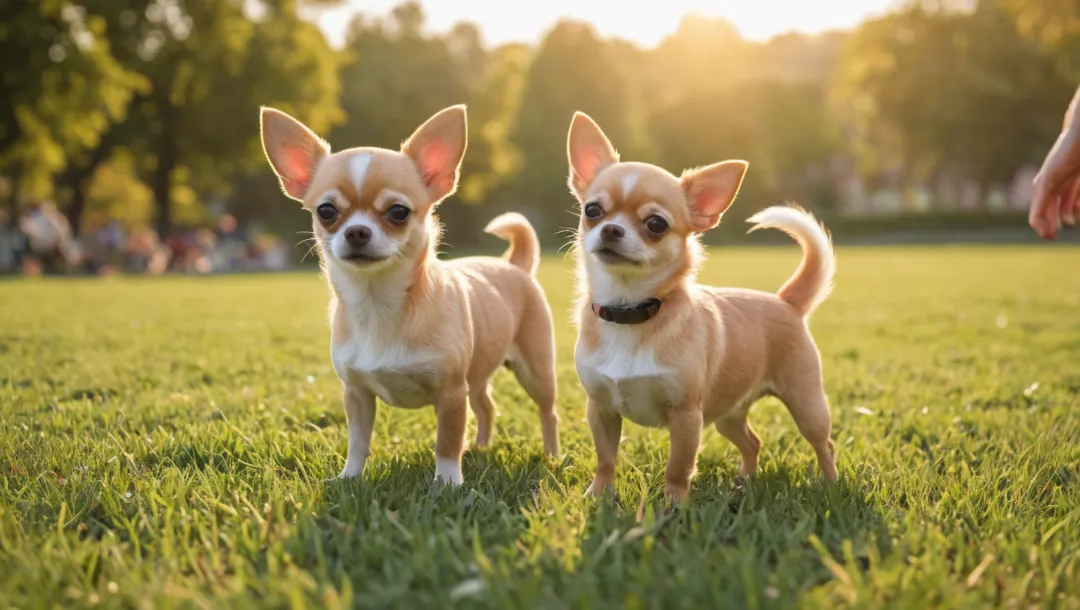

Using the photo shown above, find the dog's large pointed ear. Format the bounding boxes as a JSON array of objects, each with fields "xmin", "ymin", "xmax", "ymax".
[
  {"xmin": 402, "ymin": 104, "xmax": 468, "ymax": 203},
  {"xmin": 567, "ymin": 112, "xmax": 619, "ymax": 200},
  {"xmin": 680, "ymin": 160, "xmax": 749, "ymax": 231},
  {"xmin": 260, "ymin": 107, "xmax": 330, "ymax": 201}
]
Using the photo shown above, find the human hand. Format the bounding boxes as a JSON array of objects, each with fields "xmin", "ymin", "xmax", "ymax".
[{"xmin": 1030, "ymin": 125, "xmax": 1080, "ymax": 240}]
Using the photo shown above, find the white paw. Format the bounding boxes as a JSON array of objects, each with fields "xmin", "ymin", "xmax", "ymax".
[
  {"xmin": 337, "ymin": 459, "xmax": 366, "ymax": 480},
  {"xmin": 434, "ymin": 457, "xmax": 463, "ymax": 485}
]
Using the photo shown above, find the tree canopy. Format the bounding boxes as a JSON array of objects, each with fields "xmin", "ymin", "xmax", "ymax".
[{"xmin": 2, "ymin": 0, "xmax": 1076, "ymax": 250}]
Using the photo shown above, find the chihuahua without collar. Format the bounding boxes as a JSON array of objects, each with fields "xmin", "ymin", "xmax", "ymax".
[
  {"xmin": 260, "ymin": 105, "xmax": 560, "ymax": 485},
  {"xmin": 566, "ymin": 112, "xmax": 838, "ymax": 501}
]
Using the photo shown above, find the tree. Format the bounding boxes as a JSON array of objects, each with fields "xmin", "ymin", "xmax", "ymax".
[
  {"xmin": 213, "ymin": 3, "xmax": 345, "ymax": 239},
  {"xmin": 957, "ymin": 0, "xmax": 1073, "ymax": 188},
  {"xmin": 643, "ymin": 16, "xmax": 750, "ymax": 112},
  {"xmin": 0, "ymin": 0, "xmax": 145, "ymax": 217},
  {"xmin": 329, "ymin": 3, "xmax": 511, "ymax": 247},
  {"xmin": 331, "ymin": 2, "xmax": 469, "ymax": 152},
  {"xmin": 51, "ymin": 0, "xmax": 341, "ymax": 236},
  {"xmin": 509, "ymin": 21, "xmax": 636, "ymax": 237},
  {"xmin": 455, "ymin": 42, "xmax": 528, "ymax": 206},
  {"xmin": 643, "ymin": 18, "xmax": 840, "ymax": 217},
  {"xmin": 1004, "ymin": 0, "xmax": 1080, "ymax": 79},
  {"xmin": 832, "ymin": 0, "xmax": 1073, "ymax": 204},
  {"xmin": 746, "ymin": 80, "xmax": 839, "ymax": 208}
]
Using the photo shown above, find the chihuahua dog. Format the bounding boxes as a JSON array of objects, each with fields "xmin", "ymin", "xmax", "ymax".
[
  {"xmin": 260, "ymin": 104, "xmax": 560, "ymax": 485},
  {"xmin": 566, "ymin": 112, "xmax": 838, "ymax": 501}
]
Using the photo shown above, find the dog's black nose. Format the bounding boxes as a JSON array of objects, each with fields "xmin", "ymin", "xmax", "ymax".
[
  {"xmin": 344, "ymin": 225, "xmax": 372, "ymax": 249},
  {"xmin": 600, "ymin": 224, "xmax": 624, "ymax": 242}
]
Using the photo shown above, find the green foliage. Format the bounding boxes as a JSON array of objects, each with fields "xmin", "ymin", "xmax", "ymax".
[
  {"xmin": 188, "ymin": 0, "xmax": 344, "ymax": 189},
  {"xmin": 113, "ymin": 0, "xmax": 342, "ymax": 234},
  {"xmin": 456, "ymin": 43, "xmax": 529, "ymax": 206},
  {"xmin": 4, "ymin": 0, "xmax": 1080, "ymax": 243},
  {"xmin": 0, "ymin": 0, "xmax": 146, "ymax": 198},
  {"xmin": 1, "ymin": 0, "xmax": 342, "ymax": 235},
  {"xmin": 511, "ymin": 21, "xmax": 637, "ymax": 231},
  {"xmin": 1, "ymin": 248, "xmax": 1079, "ymax": 605},
  {"xmin": 84, "ymin": 154, "xmax": 155, "ymax": 229},
  {"xmin": 332, "ymin": 2, "xmax": 469, "ymax": 151},
  {"xmin": 1004, "ymin": 0, "xmax": 1080, "ymax": 78},
  {"xmin": 639, "ymin": 17, "xmax": 842, "ymax": 213},
  {"xmin": 833, "ymin": 0, "xmax": 1074, "ymax": 189}
]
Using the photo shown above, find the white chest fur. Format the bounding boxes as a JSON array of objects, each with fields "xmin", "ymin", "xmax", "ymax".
[
  {"xmin": 333, "ymin": 337, "xmax": 440, "ymax": 408},
  {"xmin": 575, "ymin": 326, "xmax": 682, "ymax": 428},
  {"xmin": 329, "ymin": 266, "xmax": 441, "ymax": 409}
]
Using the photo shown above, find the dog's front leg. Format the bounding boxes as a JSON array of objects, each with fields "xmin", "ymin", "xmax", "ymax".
[
  {"xmin": 434, "ymin": 381, "xmax": 468, "ymax": 485},
  {"xmin": 339, "ymin": 384, "xmax": 377, "ymax": 479},
  {"xmin": 664, "ymin": 406, "xmax": 703, "ymax": 502},
  {"xmin": 586, "ymin": 399, "xmax": 622, "ymax": 496}
]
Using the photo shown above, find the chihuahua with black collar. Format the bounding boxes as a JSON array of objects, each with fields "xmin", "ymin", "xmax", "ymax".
[{"xmin": 566, "ymin": 112, "xmax": 838, "ymax": 501}]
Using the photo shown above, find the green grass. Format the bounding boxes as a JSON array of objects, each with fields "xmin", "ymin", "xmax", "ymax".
[{"xmin": 2, "ymin": 245, "xmax": 1080, "ymax": 609}]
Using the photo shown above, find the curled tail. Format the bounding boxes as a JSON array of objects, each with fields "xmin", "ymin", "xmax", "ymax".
[
  {"xmin": 747, "ymin": 204, "xmax": 835, "ymax": 317},
  {"xmin": 484, "ymin": 212, "xmax": 540, "ymax": 276}
]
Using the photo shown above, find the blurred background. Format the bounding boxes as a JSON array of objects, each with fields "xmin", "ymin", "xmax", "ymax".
[{"xmin": 1, "ymin": 0, "xmax": 1077, "ymax": 277}]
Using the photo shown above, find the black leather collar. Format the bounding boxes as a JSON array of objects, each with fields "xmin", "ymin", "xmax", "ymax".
[{"xmin": 591, "ymin": 298, "xmax": 663, "ymax": 325}]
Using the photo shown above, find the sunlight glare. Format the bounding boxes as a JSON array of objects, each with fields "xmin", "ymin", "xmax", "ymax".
[{"xmin": 309, "ymin": 0, "xmax": 901, "ymax": 48}]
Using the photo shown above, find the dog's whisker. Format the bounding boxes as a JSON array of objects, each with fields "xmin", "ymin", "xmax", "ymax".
[
  {"xmin": 300, "ymin": 243, "xmax": 320, "ymax": 264},
  {"xmin": 556, "ymin": 226, "xmax": 582, "ymax": 255},
  {"xmin": 559, "ymin": 239, "xmax": 582, "ymax": 259}
]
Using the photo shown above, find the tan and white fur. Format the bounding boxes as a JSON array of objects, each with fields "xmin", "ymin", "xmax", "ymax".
[
  {"xmin": 260, "ymin": 105, "xmax": 560, "ymax": 486},
  {"xmin": 566, "ymin": 112, "xmax": 838, "ymax": 502}
]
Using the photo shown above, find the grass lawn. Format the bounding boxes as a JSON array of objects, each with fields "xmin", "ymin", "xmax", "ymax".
[{"xmin": 2, "ymin": 245, "xmax": 1079, "ymax": 608}]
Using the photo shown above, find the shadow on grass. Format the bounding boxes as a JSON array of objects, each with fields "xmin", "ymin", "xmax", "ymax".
[
  {"xmin": 499, "ymin": 461, "xmax": 892, "ymax": 608},
  {"xmin": 135, "ymin": 432, "xmax": 887, "ymax": 606},
  {"xmin": 319, "ymin": 441, "xmax": 557, "ymax": 514},
  {"xmin": 250, "ymin": 442, "xmax": 559, "ymax": 606},
  {"xmin": 244, "ymin": 441, "xmax": 891, "ymax": 607}
]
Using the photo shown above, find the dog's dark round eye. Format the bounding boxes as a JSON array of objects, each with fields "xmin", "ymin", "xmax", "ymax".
[
  {"xmin": 316, "ymin": 202, "xmax": 338, "ymax": 223},
  {"xmin": 645, "ymin": 215, "xmax": 669, "ymax": 235},
  {"xmin": 386, "ymin": 204, "xmax": 411, "ymax": 224},
  {"xmin": 584, "ymin": 202, "xmax": 603, "ymax": 220}
]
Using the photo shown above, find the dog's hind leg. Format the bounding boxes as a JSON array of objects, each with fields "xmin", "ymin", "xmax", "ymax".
[
  {"xmin": 775, "ymin": 371, "xmax": 838, "ymax": 481},
  {"xmin": 507, "ymin": 314, "xmax": 560, "ymax": 456},
  {"xmin": 468, "ymin": 379, "xmax": 497, "ymax": 449},
  {"xmin": 715, "ymin": 413, "xmax": 763, "ymax": 477}
]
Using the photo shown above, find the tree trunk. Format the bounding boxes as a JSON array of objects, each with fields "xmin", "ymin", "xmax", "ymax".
[
  {"xmin": 62, "ymin": 138, "xmax": 114, "ymax": 237},
  {"xmin": 5, "ymin": 164, "xmax": 21, "ymax": 221},
  {"xmin": 153, "ymin": 140, "xmax": 175, "ymax": 237},
  {"xmin": 62, "ymin": 93, "xmax": 145, "ymax": 235},
  {"xmin": 66, "ymin": 180, "xmax": 90, "ymax": 237}
]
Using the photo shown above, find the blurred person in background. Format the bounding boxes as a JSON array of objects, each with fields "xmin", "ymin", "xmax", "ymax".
[
  {"xmin": 164, "ymin": 228, "xmax": 214, "ymax": 274},
  {"xmin": 83, "ymin": 220, "xmax": 109, "ymax": 274},
  {"xmin": 163, "ymin": 231, "xmax": 191, "ymax": 273},
  {"xmin": 212, "ymin": 213, "xmax": 248, "ymax": 272},
  {"xmin": 0, "ymin": 210, "xmax": 28, "ymax": 274},
  {"xmin": 18, "ymin": 200, "xmax": 83, "ymax": 275},
  {"xmin": 124, "ymin": 227, "xmax": 169, "ymax": 275},
  {"xmin": 85, "ymin": 218, "xmax": 127, "ymax": 276},
  {"xmin": 251, "ymin": 232, "xmax": 290, "ymax": 272},
  {"xmin": 192, "ymin": 227, "xmax": 216, "ymax": 274},
  {"xmin": 1031, "ymin": 85, "xmax": 1080, "ymax": 240}
]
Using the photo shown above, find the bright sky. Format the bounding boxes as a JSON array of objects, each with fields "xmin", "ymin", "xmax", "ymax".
[{"xmin": 306, "ymin": 0, "xmax": 902, "ymax": 48}]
